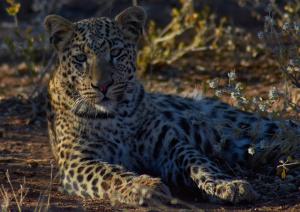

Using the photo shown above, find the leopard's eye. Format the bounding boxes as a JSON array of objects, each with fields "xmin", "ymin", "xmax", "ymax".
[
  {"xmin": 74, "ymin": 54, "xmax": 87, "ymax": 62},
  {"xmin": 110, "ymin": 48, "xmax": 122, "ymax": 57}
]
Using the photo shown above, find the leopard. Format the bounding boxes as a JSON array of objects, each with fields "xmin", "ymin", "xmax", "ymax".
[{"xmin": 44, "ymin": 6, "xmax": 300, "ymax": 206}]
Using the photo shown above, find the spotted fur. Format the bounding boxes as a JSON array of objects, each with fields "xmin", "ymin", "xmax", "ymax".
[{"xmin": 45, "ymin": 7, "xmax": 300, "ymax": 205}]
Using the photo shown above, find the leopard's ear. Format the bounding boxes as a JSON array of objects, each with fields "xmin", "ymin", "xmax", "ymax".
[
  {"xmin": 115, "ymin": 6, "xmax": 146, "ymax": 42},
  {"xmin": 44, "ymin": 15, "xmax": 74, "ymax": 51}
]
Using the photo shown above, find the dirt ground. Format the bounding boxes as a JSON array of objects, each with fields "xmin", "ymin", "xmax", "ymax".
[{"xmin": 0, "ymin": 61, "xmax": 300, "ymax": 211}]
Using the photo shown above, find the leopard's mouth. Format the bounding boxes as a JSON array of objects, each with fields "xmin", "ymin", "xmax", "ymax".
[
  {"xmin": 102, "ymin": 96, "xmax": 110, "ymax": 102},
  {"xmin": 94, "ymin": 95, "xmax": 115, "ymax": 108}
]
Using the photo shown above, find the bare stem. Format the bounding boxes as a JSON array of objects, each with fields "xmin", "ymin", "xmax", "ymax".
[
  {"xmin": 6, "ymin": 170, "xmax": 21, "ymax": 212},
  {"xmin": 132, "ymin": 0, "xmax": 138, "ymax": 6}
]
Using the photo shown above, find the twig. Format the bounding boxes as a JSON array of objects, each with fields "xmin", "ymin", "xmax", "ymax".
[
  {"xmin": 132, "ymin": 0, "xmax": 138, "ymax": 6},
  {"xmin": 34, "ymin": 161, "xmax": 59, "ymax": 212},
  {"xmin": 277, "ymin": 161, "xmax": 300, "ymax": 169},
  {"xmin": 152, "ymin": 46, "xmax": 210, "ymax": 66},
  {"xmin": 30, "ymin": 53, "xmax": 56, "ymax": 98},
  {"xmin": 19, "ymin": 177, "xmax": 28, "ymax": 207},
  {"xmin": 0, "ymin": 185, "xmax": 10, "ymax": 211},
  {"xmin": 154, "ymin": 26, "xmax": 193, "ymax": 44},
  {"xmin": 5, "ymin": 170, "xmax": 21, "ymax": 212},
  {"xmin": 46, "ymin": 162, "xmax": 54, "ymax": 210}
]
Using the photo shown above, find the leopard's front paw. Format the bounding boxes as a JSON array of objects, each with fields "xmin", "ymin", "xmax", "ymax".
[
  {"xmin": 130, "ymin": 175, "xmax": 172, "ymax": 206},
  {"xmin": 206, "ymin": 180, "xmax": 258, "ymax": 203}
]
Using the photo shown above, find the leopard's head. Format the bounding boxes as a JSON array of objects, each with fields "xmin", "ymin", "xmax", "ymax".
[{"xmin": 44, "ymin": 7, "xmax": 146, "ymax": 117}]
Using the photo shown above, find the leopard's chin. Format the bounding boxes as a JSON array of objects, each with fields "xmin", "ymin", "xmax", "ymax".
[
  {"xmin": 94, "ymin": 101, "xmax": 115, "ymax": 113},
  {"xmin": 72, "ymin": 99, "xmax": 115, "ymax": 119}
]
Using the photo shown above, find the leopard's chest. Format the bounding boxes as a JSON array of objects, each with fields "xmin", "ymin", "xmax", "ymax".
[{"xmin": 65, "ymin": 117, "xmax": 139, "ymax": 149}]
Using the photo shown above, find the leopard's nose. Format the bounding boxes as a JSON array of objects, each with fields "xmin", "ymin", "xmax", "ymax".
[{"xmin": 91, "ymin": 80, "xmax": 113, "ymax": 95}]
